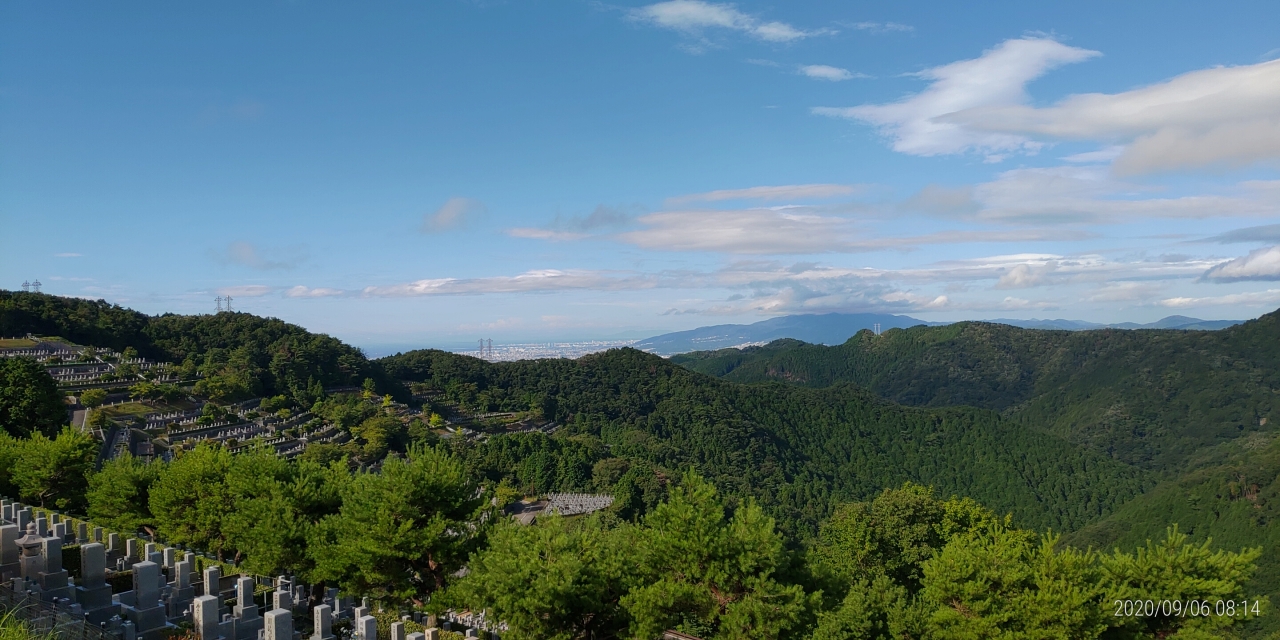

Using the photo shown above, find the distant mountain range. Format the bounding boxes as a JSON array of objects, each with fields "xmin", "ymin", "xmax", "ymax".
[{"xmin": 636, "ymin": 313, "xmax": 1243, "ymax": 355}]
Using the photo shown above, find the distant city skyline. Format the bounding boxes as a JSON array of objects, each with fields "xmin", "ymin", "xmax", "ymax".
[{"xmin": 4, "ymin": 1, "xmax": 1279, "ymax": 348}]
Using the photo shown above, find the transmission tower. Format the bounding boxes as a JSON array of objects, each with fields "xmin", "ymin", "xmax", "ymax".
[
  {"xmin": 478, "ymin": 339, "xmax": 485, "ymax": 357},
  {"xmin": 873, "ymin": 323, "xmax": 881, "ymax": 336},
  {"xmin": 21, "ymin": 281, "xmax": 29, "ymax": 293},
  {"xmin": 487, "ymin": 339, "xmax": 493, "ymax": 358},
  {"xmin": 224, "ymin": 295, "xmax": 234, "ymax": 312},
  {"xmin": 30, "ymin": 280, "xmax": 41, "ymax": 293},
  {"xmin": 215, "ymin": 296, "xmax": 223, "ymax": 313}
]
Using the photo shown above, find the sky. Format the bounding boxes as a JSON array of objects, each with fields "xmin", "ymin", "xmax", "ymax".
[{"xmin": 3, "ymin": 0, "xmax": 1280, "ymax": 352}]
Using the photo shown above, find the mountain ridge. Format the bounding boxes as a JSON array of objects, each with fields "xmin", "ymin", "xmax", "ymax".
[{"xmin": 639, "ymin": 312, "xmax": 1244, "ymax": 355}]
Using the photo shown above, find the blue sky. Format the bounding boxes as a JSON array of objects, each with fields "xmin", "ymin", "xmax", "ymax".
[{"xmin": 4, "ymin": 1, "xmax": 1280, "ymax": 351}]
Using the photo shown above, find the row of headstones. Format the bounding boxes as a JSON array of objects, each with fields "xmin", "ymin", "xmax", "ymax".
[{"xmin": 0, "ymin": 500, "xmax": 495, "ymax": 640}]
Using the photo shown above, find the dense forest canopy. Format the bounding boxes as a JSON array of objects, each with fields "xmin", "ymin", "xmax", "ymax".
[
  {"xmin": 672, "ymin": 311, "xmax": 1280, "ymax": 474},
  {"xmin": 380, "ymin": 347, "xmax": 1149, "ymax": 534}
]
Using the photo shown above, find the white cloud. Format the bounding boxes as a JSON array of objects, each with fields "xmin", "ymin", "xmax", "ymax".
[
  {"xmin": 948, "ymin": 59, "xmax": 1280, "ymax": 174},
  {"xmin": 618, "ymin": 209, "xmax": 856, "ymax": 254},
  {"xmin": 285, "ymin": 286, "xmax": 346, "ymax": 298},
  {"xmin": 216, "ymin": 241, "xmax": 304, "ymax": 270},
  {"xmin": 1201, "ymin": 246, "xmax": 1280, "ymax": 282},
  {"xmin": 1160, "ymin": 289, "xmax": 1280, "ymax": 308},
  {"xmin": 362, "ymin": 270, "xmax": 661, "ymax": 297},
  {"xmin": 667, "ymin": 183, "xmax": 861, "ymax": 205},
  {"xmin": 216, "ymin": 285, "xmax": 273, "ymax": 297},
  {"xmin": 631, "ymin": 1, "xmax": 828, "ymax": 43},
  {"xmin": 995, "ymin": 262, "xmax": 1056, "ymax": 289},
  {"xmin": 423, "ymin": 197, "xmax": 486, "ymax": 233},
  {"xmin": 813, "ymin": 38, "xmax": 1100, "ymax": 158},
  {"xmin": 799, "ymin": 65, "xmax": 865, "ymax": 81},
  {"xmin": 505, "ymin": 228, "xmax": 590, "ymax": 241},
  {"xmin": 958, "ymin": 168, "xmax": 1280, "ymax": 223}
]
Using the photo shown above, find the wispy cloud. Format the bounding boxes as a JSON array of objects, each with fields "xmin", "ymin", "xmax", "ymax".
[
  {"xmin": 215, "ymin": 285, "xmax": 273, "ymax": 297},
  {"xmin": 798, "ymin": 65, "xmax": 867, "ymax": 81},
  {"xmin": 630, "ymin": 1, "xmax": 831, "ymax": 43},
  {"xmin": 214, "ymin": 241, "xmax": 305, "ymax": 271},
  {"xmin": 1201, "ymin": 246, "xmax": 1280, "ymax": 282},
  {"xmin": 362, "ymin": 270, "xmax": 662, "ymax": 297},
  {"xmin": 848, "ymin": 21, "xmax": 914, "ymax": 33},
  {"xmin": 423, "ymin": 197, "xmax": 487, "ymax": 233},
  {"xmin": 505, "ymin": 204, "xmax": 637, "ymax": 242},
  {"xmin": 285, "ymin": 285, "xmax": 346, "ymax": 298},
  {"xmin": 53, "ymin": 253, "xmax": 82, "ymax": 258},
  {"xmin": 1161, "ymin": 289, "xmax": 1280, "ymax": 308},
  {"xmin": 1201, "ymin": 223, "xmax": 1280, "ymax": 244},
  {"xmin": 903, "ymin": 169, "xmax": 1280, "ymax": 223},
  {"xmin": 667, "ymin": 183, "xmax": 861, "ymax": 205},
  {"xmin": 814, "ymin": 38, "xmax": 1100, "ymax": 159}
]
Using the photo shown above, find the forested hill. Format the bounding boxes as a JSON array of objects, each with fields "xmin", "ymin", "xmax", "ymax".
[
  {"xmin": 672, "ymin": 309, "xmax": 1280, "ymax": 473},
  {"xmin": 0, "ymin": 291, "xmax": 393, "ymax": 401},
  {"xmin": 379, "ymin": 347, "xmax": 1148, "ymax": 534}
]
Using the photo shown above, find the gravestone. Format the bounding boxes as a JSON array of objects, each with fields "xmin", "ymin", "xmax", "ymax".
[
  {"xmin": 35, "ymin": 516, "xmax": 48, "ymax": 536},
  {"xmin": 0, "ymin": 524, "xmax": 18, "ymax": 580},
  {"xmin": 264, "ymin": 608, "xmax": 291, "ymax": 640},
  {"xmin": 272, "ymin": 590, "xmax": 291, "ymax": 611},
  {"xmin": 310, "ymin": 603, "xmax": 334, "ymax": 640},
  {"xmin": 391, "ymin": 621, "xmax": 406, "ymax": 640},
  {"xmin": 121, "ymin": 561, "xmax": 173, "ymax": 639},
  {"xmin": 168, "ymin": 559, "xmax": 195, "ymax": 621},
  {"xmin": 203, "ymin": 565, "xmax": 222, "ymax": 597},
  {"xmin": 75, "ymin": 542, "xmax": 117, "ymax": 624},
  {"xmin": 38, "ymin": 534, "xmax": 72, "ymax": 600},
  {"xmin": 77, "ymin": 522, "xmax": 89, "ymax": 544},
  {"xmin": 407, "ymin": 634, "xmax": 426, "ymax": 640},
  {"xmin": 232, "ymin": 575, "xmax": 263, "ymax": 640},
  {"xmin": 193, "ymin": 595, "xmax": 220, "ymax": 639},
  {"xmin": 356, "ymin": 615, "xmax": 377, "ymax": 640}
]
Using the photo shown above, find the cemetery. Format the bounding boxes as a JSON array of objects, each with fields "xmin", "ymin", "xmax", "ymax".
[{"xmin": 0, "ymin": 499, "xmax": 499, "ymax": 639}]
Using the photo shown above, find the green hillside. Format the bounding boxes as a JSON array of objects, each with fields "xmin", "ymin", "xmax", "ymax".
[
  {"xmin": 672, "ymin": 312, "xmax": 1280, "ymax": 473},
  {"xmin": 0, "ymin": 291, "xmax": 395, "ymax": 401},
  {"xmin": 381, "ymin": 348, "xmax": 1148, "ymax": 534}
]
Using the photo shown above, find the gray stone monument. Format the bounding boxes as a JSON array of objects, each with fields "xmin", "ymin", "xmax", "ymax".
[
  {"xmin": 391, "ymin": 621, "xmax": 406, "ymax": 640},
  {"xmin": 77, "ymin": 521, "xmax": 89, "ymax": 543},
  {"xmin": 121, "ymin": 561, "xmax": 173, "ymax": 639},
  {"xmin": 407, "ymin": 634, "xmax": 426, "ymax": 640},
  {"xmin": 424, "ymin": 629, "xmax": 440, "ymax": 640},
  {"xmin": 0, "ymin": 524, "xmax": 18, "ymax": 580},
  {"xmin": 264, "ymin": 608, "xmax": 291, "ymax": 640},
  {"xmin": 232, "ymin": 575, "xmax": 263, "ymax": 640},
  {"xmin": 193, "ymin": 595, "xmax": 220, "ymax": 639},
  {"xmin": 272, "ymin": 589, "xmax": 291, "ymax": 611},
  {"xmin": 310, "ymin": 603, "xmax": 334, "ymax": 640},
  {"xmin": 168, "ymin": 559, "xmax": 195, "ymax": 621},
  {"xmin": 75, "ymin": 542, "xmax": 117, "ymax": 624},
  {"xmin": 35, "ymin": 516, "xmax": 47, "ymax": 536},
  {"xmin": 356, "ymin": 615, "xmax": 377, "ymax": 640},
  {"xmin": 38, "ymin": 534, "xmax": 72, "ymax": 600}
]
